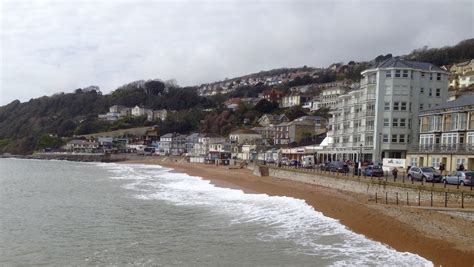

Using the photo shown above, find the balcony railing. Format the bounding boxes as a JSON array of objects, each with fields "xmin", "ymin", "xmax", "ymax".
[
  {"xmin": 410, "ymin": 144, "xmax": 474, "ymax": 153},
  {"xmin": 360, "ymin": 80, "xmax": 376, "ymax": 87}
]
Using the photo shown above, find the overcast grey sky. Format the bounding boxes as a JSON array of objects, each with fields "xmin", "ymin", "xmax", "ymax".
[{"xmin": 1, "ymin": 0, "xmax": 472, "ymax": 105}]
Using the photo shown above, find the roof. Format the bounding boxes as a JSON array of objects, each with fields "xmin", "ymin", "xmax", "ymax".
[
  {"xmin": 230, "ymin": 128, "xmax": 259, "ymax": 135},
  {"xmin": 161, "ymin": 133, "xmax": 174, "ymax": 138},
  {"xmin": 296, "ymin": 115, "xmax": 323, "ymax": 121},
  {"xmin": 203, "ymin": 133, "xmax": 224, "ymax": 138},
  {"xmin": 370, "ymin": 58, "xmax": 444, "ymax": 72},
  {"xmin": 187, "ymin": 133, "xmax": 202, "ymax": 139},
  {"xmin": 423, "ymin": 93, "xmax": 474, "ymax": 113},
  {"xmin": 289, "ymin": 120, "xmax": 315, "ymax": 126}
]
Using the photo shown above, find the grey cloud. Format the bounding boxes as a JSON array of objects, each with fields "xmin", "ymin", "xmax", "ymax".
[{"xmin": 0, "ymin": 0, "xmax": 472, "ymax": 105}]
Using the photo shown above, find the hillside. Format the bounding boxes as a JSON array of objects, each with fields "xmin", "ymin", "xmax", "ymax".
[
  {"xmin": 0, "ymin": 80, "xmax": 215, "ymax": 154},
  {"xmin": 404, "ymin": 38, "xmax": 474, "ymax": 66},
  {"xmin": 1, "ymin": 39, "xmax": 473, "ymax": 154}
]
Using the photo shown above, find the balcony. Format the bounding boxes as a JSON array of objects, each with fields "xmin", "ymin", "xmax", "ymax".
[
  {"xmin": 410, "ymin": 144, "xmax": 474, "ymax": 154},
  {"xmin": 360, "ymin": 80, "xmax": 376, "ymax": 87},
  {"xmin": 365, "ymin": 110, "xmax": 375, "ymax": 116}
]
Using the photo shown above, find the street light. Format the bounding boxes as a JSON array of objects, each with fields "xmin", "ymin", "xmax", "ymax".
[
  {"xmin": 359, "ymin": 143, "xmax": 363, "ymax": 177},
  {"xmin": 378, "ymin": 132, "xmax": 382, "ymax": 164}
]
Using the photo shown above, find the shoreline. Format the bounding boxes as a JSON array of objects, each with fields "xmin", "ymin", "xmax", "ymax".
[{"xmin": 123, "ymin": 157, "xmax": 474, "ymax": 267}]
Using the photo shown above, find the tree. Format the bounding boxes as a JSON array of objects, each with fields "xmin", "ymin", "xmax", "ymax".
[
  {"xmin": 144, "ymin": 80, "xmax": 166, "ymax": 95},
  {"xmin": 284, "ymin": 106, "xmax": 307, "ymax": 121},
  {"xmin": 311, "ymin": 107, "xmax": 331, "ymax": 119},
  {"xmin": 36, "ymin": 134, "xmax": 64, "ymax": 150},
  {"xmin": 254, "ymin": 99, "xmax": 278, "ymax": 114}
]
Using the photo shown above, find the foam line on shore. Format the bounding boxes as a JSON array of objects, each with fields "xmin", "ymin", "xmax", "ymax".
[{"xmin": 97, "ymin": 162, "xmax": 432, "ymax": 266}]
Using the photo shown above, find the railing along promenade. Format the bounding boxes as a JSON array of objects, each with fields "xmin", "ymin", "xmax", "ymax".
[{"xmin": 258, "ymin": 163, "xmax": 474, "ymax": 209}]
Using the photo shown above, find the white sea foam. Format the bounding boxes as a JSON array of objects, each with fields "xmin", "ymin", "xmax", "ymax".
[{"xmin": 98, "ymin": 163, "xmax": 433, "ymax": 266}]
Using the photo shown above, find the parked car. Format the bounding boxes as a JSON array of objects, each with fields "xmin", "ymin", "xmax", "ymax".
[
  {"xmin": 280, "ymin": 157, "xmax": 290, "ymax": 166},
  {"xmin": 143, "ymin": 147, "xmax": 156, "ymax": 156},
  {"xmin": 302, "ymin": 155, "xmax": 315, "ymax": 168},
  {"xmin": 407, "ymin": 166, "xmax": 442, "ymax": 182},
  {"xmin": 290, "ymin": 159, "xmax": 301, "ymax": 167},
  {"xmin": 329, "ymin": 161, "xmax": 349, "ymax": 173},
  {"xmin": 319, "ymin": 162, "xmax": 331, "ymax": 171},
  {"xmin": 363, "ymin": 165, "xmax": 384, "ymax": 177},
  {"xmin": 266, "ymin": 158, "xmax": 275, "ymax": 164},
  {"xmin": 442, "ymin": 171, "xmax": 473, "ymax": 186}
]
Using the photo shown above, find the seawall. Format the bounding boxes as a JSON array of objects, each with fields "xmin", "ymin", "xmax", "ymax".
[
  {"xmin": 1, "ymin": 152, "xmax": 126, "ymax": 162},
  {"xmin": 254, "ymin": 165, "xmax": 473, "ymax": 206}
]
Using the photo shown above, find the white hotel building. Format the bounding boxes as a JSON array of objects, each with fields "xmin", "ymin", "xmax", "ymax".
[{"xmin": 319, "ymin": 58, "xmax": 449, "ymax": 163}]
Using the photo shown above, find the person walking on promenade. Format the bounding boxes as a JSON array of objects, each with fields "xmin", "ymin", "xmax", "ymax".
[
  {"xmin": 392, "ymin": 167, "xmax": 398, "ymax": 181},
  {"xmin": 439, "ymin": 163, "xmax": 445, "ymax": 176}
]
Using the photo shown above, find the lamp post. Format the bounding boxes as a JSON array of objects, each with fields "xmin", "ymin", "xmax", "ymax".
[
  {"xmin": 378, "ymin": 132, "xmax": 382, "ymax": 165},
  {"xmin": 359, "ymin": 143, "xmax": 363, "ymax": 177}
]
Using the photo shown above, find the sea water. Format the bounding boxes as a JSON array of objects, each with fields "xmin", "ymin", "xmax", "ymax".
[{"xmin": 0, "ymin": 158, "xmax": 432, "ymax": 266}]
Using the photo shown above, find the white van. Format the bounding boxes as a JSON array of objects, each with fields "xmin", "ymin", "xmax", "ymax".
[{"xmin": 302, "ymin": 155, "xmax": 315, "ymax": 168}]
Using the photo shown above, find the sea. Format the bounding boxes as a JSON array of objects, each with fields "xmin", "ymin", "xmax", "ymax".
[{"xmin": 0, "ymin": 158, "xmax": 432, "ymax": 266}]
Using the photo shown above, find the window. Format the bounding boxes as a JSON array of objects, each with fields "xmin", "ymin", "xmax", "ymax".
[
  {"xmin": 435, "ymin": 88, "xmax": 441, "ymax": 97},
  {"xmin": 393, "ymin": 102, "xmax": 399, "ymax": 111},
  {"xmin": 458, "ymin": 113, "xmax": 467, "ymax": 130},
  {"xmin": 353, "ymin": 135, "xmax": 360, "ymax": 143},
  {"xmin": 420, "ymin": 87, "xmax": 424, "ymax": 94},
  {"xmin": 467, "ymin": 132, "xmax": 474, "ymax": 144},
  {"xmin": 384, "ymin": 118, "xmax": 390, "ymax": 127},
  {"xmin": 392, "ymin": 118, "xmax": 398, "ymax": 127},
  {"xmin": 419, "ymin": 104, "xmax": 424, "ymax": 110},
  {"xmin": 430, "ymin": 73, "xmax": 433, "ymax": 80},
  {"xmin": 386, "ymin": 71, "xmax": 392, "ymax": 78},
  {"xmin": 386, "ymin": 87, "xmax": 392, "ymax": 95},
  {"xmin": 401, "ymin": 102, "xmax": 407, "ymax": 111},
  {"xmin": 399, "ymin": 134, "xmax": 405, "ymax": 143},
  {"xmin": 366, "ymin": 135, "xmax": 373, "ymax": 145},
  {"xmin": 470, "ymin": 112, "xmax": 474, "ymax": 129},
  {"xmin": 437, "ymin": 73, "xmax": 441, "ymax": 81},
  {"xmin": 429, "ymin": 88, "xmax": 432, "ymax": 96},
  {"xmin": 367, "ymin": 120, "xmax": 374, "ymax": 130},
  {"xmin": 408, "ymin": 119, "xmax": 412, "ymax": 128},
  {"xmin": 421, "ymin": 72, "xmax": 425, "ymax": 78},
  {"xmin": 384, "ymin": 102, "xmax": 390, "ymax": 111},
  {"xmin": 402, "ymin": 70, "xmax": 408, "ymax": 78},
  {"xmin": 395, "ymin": 70, "xmax": 401, "ymax": 78},
  {"xmin": 400, "ymin": 118, "xmax": 406, "ymax": 127},
  {"xmin": 420, "ymin": 134, "xmax": 435, "ymax": 145},
  {"xmin": 392, "ymin": 134, "xmax": 398, "ymax": 143},
  {"xmin": 442, "ymin": 133, "xmax": 458, "ymax": 145},
  {"xmin": 383, "ymin": 134, "xmax": 389, "ymax": 143}
]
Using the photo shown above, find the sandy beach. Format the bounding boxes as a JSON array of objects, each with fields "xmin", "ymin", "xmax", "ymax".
[{"xmin": 123, "ymin": 157, "xmax": 474, "ymax": 266}]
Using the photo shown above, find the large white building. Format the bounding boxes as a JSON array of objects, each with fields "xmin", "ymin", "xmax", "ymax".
[{"xmin": 320, "ymin": 58, "xmax": 449, "ymax": 163}]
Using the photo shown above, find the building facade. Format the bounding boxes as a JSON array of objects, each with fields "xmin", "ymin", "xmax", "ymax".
[
  {"xmin": 407, "ymin": 93, "xmax": 474, "ymax": 171},
  {"xmin": 280, "ymin": 94, "xmax": 309, "ymax": 108},
  {"xmin": 321, "ymin": 58, "xmax": 449, "ymax": 163}
]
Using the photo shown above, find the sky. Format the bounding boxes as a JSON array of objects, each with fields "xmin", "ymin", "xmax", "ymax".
[{"xmin": 0, "ymin": 0, "xmax": 473, "ymax": 105}]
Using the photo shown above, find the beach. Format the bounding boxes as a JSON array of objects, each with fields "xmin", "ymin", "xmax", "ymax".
[{"xmin": 124, "ymin": 157, "xmax": 474, "ymax": 267}]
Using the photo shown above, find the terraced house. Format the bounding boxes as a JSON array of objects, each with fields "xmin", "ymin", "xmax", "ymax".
[
  {"xmin": 320, "ymin": 58, "xmax": 449, "ymax": 163},
  {"xmin": 407, "ymin": 93, "xmax": 474, "ymax": 171}
]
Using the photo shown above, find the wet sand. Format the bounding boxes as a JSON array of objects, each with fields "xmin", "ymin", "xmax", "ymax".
[{"xmin": 124, "ymin": 157, "xmax": 474, "ymax": 267}]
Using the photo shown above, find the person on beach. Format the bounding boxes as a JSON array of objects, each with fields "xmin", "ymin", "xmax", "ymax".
[{"xmin": 392, "ymin": 167, "xmax": 398, "ymax": 181}]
